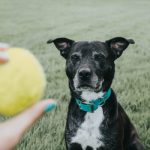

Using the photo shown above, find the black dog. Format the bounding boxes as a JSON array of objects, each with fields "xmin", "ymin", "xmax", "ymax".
[{"xmin": 47, "ymin": 37, "xmax": 144, "ymax": 150}]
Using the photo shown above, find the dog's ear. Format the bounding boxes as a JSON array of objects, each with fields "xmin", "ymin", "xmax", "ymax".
[
  {"xmin": 106, "ymin": 37, "xmax": 135, "ymax": 60},
  {"xmin": 47, "ymin": 38, "xmax": 75, "ymax": 58}
]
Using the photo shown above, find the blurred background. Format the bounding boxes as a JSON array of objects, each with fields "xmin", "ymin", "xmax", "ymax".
[{"xmin": 0, "ymin": 0, "xmax": 150, "ymax": 149}]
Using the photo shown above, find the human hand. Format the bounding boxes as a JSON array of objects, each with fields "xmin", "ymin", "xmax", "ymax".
[{"xmin": 0, "ymin": 100, "xmax": 57, "ymax": 150}]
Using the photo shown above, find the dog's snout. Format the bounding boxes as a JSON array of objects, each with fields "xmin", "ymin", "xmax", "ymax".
[{"xmin": 78, "ymin": 68, "xmax": 92, "ymax": 80}]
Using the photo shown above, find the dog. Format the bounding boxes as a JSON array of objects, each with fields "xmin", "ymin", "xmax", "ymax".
[{"xmin": 47, "ymin": 37, "xmax": 144, "ymax": 150}]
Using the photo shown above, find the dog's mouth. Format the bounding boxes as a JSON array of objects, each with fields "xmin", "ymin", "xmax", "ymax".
[
  {"xmin": 75, "ymin": 79, "xmax": 104, "ymax": 92},
  {"xmin": 77, "ymin": 85, "xmax": 94, "ymax": 91}
]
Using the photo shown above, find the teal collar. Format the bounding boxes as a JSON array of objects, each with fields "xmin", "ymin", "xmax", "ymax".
[{"xmin": 76, "ymin": 88, "xmax": 111, "ymax": 113}]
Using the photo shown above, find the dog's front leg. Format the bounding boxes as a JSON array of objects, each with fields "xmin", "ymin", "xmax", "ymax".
[
  {"xmin": 69, "ymin": 143, "xmax": 83, "ymax": 150},
  {"xmin": 127, "ymin": 140, "xmax": 144, "ymax": 150}
]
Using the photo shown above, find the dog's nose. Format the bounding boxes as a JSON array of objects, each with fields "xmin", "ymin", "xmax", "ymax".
[{"xmin": 79, "ymin": 68, "xmax": 92, "ymax": 80}]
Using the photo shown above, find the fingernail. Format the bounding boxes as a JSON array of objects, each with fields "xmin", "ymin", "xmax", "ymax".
[{"xmin": 44, "ymin": 103, "xmax": 57, "ymax": 113}]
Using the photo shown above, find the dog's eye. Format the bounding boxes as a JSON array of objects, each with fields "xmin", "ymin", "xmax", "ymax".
[
  {"xmin": 94, "ymin": 54, "xmax": 106, "ymax": 69},
  {"xmin": 94, "ymin": 54, "xmax": 105, "ymax": 61},
  {"xmin": 71, "ymin": 54, "xmax": 80, "ymax": 62}
]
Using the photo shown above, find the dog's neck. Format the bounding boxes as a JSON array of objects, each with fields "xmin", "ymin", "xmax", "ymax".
[
  {"xmin": 75, "ymin": 89, "xmax": 112, "ymax": 113},
  {"xmin": 81, "ymin": 90, "xmax": 105, "ymax": 102}
]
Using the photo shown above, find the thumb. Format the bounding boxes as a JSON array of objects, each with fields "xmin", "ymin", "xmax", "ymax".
[{"xmin": 0, "ymin": 100, "xmax": 57, "ymax": 150}]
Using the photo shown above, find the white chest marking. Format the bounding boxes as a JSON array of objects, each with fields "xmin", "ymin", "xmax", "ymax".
[
  {"xmin": 81, "ymin": 91, "xmax": 105, "ymax": 102},
  {"xmin": 71, "ymin": 107, "xmax": 104, "ymax": 150}
]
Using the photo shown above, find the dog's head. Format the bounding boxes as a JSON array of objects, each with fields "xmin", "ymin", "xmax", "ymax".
[{"xmin": 47, "ymin": 37, "xmax": 134, "ymax": 100}]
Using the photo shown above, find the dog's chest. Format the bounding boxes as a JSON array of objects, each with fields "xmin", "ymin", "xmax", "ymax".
[{"xmin": 71, "ymin": 107, "xmax": 104, "ymax": 150}]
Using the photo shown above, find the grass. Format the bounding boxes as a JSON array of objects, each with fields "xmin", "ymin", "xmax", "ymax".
[{"xmin": 0, "ymin": 0, "xmax": 150, "ymax": 149}]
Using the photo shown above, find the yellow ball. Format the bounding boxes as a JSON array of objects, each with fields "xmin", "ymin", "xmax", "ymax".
[{"xmin": 0, "ymin": 47, "xmax": 46, "ymax": 116}]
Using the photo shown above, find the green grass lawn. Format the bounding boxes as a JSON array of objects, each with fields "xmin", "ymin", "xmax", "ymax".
[{"xmin": 0, "ymin": 0, "xmax": 150, "ymax": 149}]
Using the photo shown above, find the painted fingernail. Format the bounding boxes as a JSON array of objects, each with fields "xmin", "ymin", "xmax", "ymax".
[{"xmin": 44, "ymin": 103, "xmax": 57, "ymax": 113}]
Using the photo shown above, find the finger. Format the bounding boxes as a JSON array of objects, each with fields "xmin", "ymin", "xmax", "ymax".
[
  {"xmin": 14, "ymin": 99, "xmax": 56, "ymax": 130},
  {"xmin": 0, "ymin": 43, "xmax": 9, "ymax": 64},
  {"xmin": 9, "ymin": 99, "xmax": 57, "ymax": 136}
]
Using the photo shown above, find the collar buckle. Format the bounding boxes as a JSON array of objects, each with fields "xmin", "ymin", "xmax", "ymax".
[{"xmin": 90, "ymin": 104, "xmax": 95, "ymax": 113}]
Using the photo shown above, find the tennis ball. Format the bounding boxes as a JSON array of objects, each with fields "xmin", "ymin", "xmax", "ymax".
[{"xmin": 0, "ymin": 45, "xmax": 46, "ymax": 116}]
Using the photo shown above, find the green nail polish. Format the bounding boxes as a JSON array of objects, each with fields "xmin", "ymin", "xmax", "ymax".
[{"xmin": 44, "ymin": 103, "xmax": 57, "ymax": 113}]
